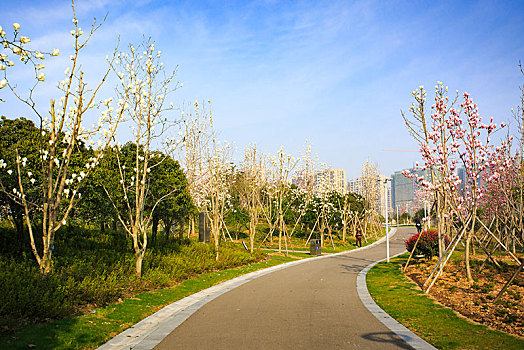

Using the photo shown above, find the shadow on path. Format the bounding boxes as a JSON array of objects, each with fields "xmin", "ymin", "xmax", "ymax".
[{"xmin": 361, "ymin": 332, "xmax": 415, "ymax": 350}]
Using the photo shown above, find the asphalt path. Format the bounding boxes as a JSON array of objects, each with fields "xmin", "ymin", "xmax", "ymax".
[{"xmin": 155, "ymin": 227, "xmax": 416, "ymax": 349}]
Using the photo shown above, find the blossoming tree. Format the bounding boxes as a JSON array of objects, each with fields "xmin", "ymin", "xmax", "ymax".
[
  {"xmin": 0, "ymin": 4, "xmax": 123, "ymax": 274},
  {"xmin": 103, "ymin": 39, "xmax": 181, "ymax": 276},
  {"xmin": 403, "ymin": 82, "xmax": 518, "ymax": 287}
]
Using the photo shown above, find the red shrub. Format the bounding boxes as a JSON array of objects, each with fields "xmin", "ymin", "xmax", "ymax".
[{"xmin": 405, "ymin": 230, "xmax": 450, "ymax": 258}]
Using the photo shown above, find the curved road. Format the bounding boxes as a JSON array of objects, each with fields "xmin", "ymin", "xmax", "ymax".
[{"xmin": 155, "ymin": 227, "xmax": 415, "ymax": 349}]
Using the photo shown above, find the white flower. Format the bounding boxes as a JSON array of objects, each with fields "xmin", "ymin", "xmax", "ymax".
[
  {"xmin": 20, "ymin": 36, "xmax": 30, "ymax": 44},
  {"xmin": 7, "ymin": 169, "xmax": 13, "ymax": 175},
  {"xmin": 27, "ymin": 171, "xmax": 33, "ymax": 177},
  {"xmin": 62, "ymin": 220, "xmax": 67, "ymax": 225},
  {"xmin": 0, "ymin": 80, "xmax": 7, "ymax": 89},
  {"xmin": 30, "ymin": 178, "xmax": 35, "ymax": 184},
  {"xmin": 37, "ymin": 73, "xmax": 45, "ymax": 82},
  {"xmin": 0, "ymin": 64, "xmax": 5, "ymax": 71},
  {"xmin": 35, "ymin": 52, "xmax": 44, "ymax": 59},
  {"xmin": 13, "ymin": 23, "xmax": 21, "ymax": 31},
  {"xmin": 52, "ymin": 48, "xmax": 59, "ymax": 56}
]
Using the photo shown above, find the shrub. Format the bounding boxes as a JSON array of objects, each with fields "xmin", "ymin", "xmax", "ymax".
[
  {"xmin": 0, "ymin": 225, "xmax": 267, "ymax": 333},
  {"xmin": 405, "ymin": 230, "xmax": 450, "ymax": 258}
]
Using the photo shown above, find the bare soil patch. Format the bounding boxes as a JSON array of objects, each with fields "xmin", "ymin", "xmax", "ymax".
[{"xmin": 404, "ymin": 255, "xmax": 524, "ymax": 337}]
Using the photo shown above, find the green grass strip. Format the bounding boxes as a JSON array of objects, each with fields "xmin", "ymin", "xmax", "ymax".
[
  {"xmin": 0, "ymin": 255, "xmax": 299, "ymax": 350},
  {"xmin": 367, "ymin": 254, "xmax": 524, "ymax": 350}
]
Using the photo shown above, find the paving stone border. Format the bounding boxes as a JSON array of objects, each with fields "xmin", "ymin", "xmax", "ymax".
[
  {"xmin": 356, "ymin": 248, "xmax": 438, "ymax": 350},
  {"xmin": 98, "ymin": 231, "xmax": 398, "ymax": 350}
]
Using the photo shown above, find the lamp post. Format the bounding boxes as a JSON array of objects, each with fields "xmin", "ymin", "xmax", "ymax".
[{"xmin": 384, "ymin": 177, "xmax": 392, "ymax": 262}]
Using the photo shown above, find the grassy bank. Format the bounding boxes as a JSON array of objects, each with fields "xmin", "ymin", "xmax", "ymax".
[
  {"xmin": 0, "ymin": 226, "xmax": 265, "ymax": 336},
  {"xmin": 0, "ymin": 253, "xmax": 300, "ymax": 349},
  {"xmin": 367, "ymin": 254, "xmax": 524, "ymax": 349}
]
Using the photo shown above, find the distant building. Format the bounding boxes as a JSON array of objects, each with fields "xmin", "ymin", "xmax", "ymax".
[
  {"xmin": 315, "ymin": 169, "xmax": 347, "ymax": 193},
  {"xmin": 457, "ymin": 166, "xmax": 466, "ymax": 193},
  {"xmin": 391, "ymin": 167, "xmax": 432, "ymax": 215},
  {"xmin": 348, "ymin": 174, "xmax": 392, "ymax": 217},
  {"xmin": 292, "ymin": 168, "xmax": 347, "ymax": 193},
  {"xmin": 347, "ymin": 177, "xmax": 364, "ymax": 195}
]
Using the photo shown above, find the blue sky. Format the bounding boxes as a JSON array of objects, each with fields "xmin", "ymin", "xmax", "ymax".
[{"xmin": 2, "ymin": 0, "xmax": 524, "ymax": 179}]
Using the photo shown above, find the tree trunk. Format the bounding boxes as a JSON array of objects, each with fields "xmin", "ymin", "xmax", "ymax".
[
  {"xmin": 164, "ymin": 218, "xmax": 173, "ymax": 238},
  {"xmin": 135, "ymin": 249, "xmax": 145, "ymax": 277},
  {"xmin": 179, "ymin": 221, "xmax": 184, "ymax": 240},
  {"xmin": 13, "ymin": 209, "xmax": 24, "ymax": 240},
  {"xmin": 464, "ymin": 216, "xmax": 476, "ymax": 283},
  {"xmin": 249, "ymin": 217, "xmax": 255, "ymax": 253},
  {"xmin": 152, "ymin": 214, "xmax": 159, "ymax": 247}
]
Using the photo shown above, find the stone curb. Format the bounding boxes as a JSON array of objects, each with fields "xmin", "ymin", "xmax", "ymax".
[
  {"xmin": 356, "ymin": 248, "xmax": 438, "ymax": 350},
  {"xmin": 98, "ymin": 232, "xmax": 396, "ymax": 350}
]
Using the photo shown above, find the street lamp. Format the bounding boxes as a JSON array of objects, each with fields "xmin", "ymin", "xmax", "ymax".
[{"xmin": 384, "ymin": 177, "xmax": 392, "ymax": 262}]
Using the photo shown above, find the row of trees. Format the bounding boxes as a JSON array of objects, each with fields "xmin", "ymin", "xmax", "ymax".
[
  {"xmin": 0, "ymin": 2, "xmax": 386, "ymax": 278},
  {"xmin": 403, "ymin": 74, "xmax": 524, "ymax": 292},
  {"xmin": 179, "ymin": 104, "xmax": 379, "ymax": 258}
]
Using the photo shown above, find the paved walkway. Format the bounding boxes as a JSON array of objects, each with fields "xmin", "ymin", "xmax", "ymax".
[{"xmin": 99, "ymin": 227, "xmax": 435, "ymax": 349}]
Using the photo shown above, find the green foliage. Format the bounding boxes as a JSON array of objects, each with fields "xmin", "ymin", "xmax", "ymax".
[
  {"xmin": 0, "ymin": 225, "xmax": 266, "ymax": 334},
  {"xmin": 0, "ymin": 117, "xmax": 42, "ymax": 237},
  {"xmin": 399, "ymin": 212, "xmax": 411, "ymax": 224},
  {"xmin": 367, "ymin": 255, "xmax": 524, "ymax": 349},
  {"xmin": 0, "ymin": 253, "xmax": 296, "ymax": 350}
]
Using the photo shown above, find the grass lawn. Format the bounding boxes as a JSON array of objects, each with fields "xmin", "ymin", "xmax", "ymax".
[
  {"xmin": 0, "ymin": 254, "xmax": 300, "ymax": 350},
  {"xmin": 367, "ymin": 254, "xmax": 524, "ymax": 349}
]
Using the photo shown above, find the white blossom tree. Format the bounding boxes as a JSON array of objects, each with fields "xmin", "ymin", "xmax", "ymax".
[
  {"xmin": 104, "ymin": 38, "xmax": 181, "ymax": 276},
  {"xmin": 0, "ymin": 3, "xmax": 124, "ymax": 274}
]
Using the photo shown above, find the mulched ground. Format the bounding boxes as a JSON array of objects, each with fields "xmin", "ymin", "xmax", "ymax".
[{"xmin": 404, "ymin": 254, "xmax": 524, "ymax": 337}]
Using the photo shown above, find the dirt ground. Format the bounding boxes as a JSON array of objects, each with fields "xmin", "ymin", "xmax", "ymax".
[{"xmin": 404, "ymin": 254, "xmax": 524, "ymax": 337}]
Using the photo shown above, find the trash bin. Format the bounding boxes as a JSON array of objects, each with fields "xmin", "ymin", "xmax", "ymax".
[{"xmin": 310, "ymin": 239, "xmax": 321, "ymax": 256}]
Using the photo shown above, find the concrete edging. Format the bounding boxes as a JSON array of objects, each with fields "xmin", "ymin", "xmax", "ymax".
[
  {"xmin": 356, "ymin": 250, "xmax": 438, "ymax": 350},
  {"xmin": 98, "ymin": 232, "xmax": 397, "ymax": 349}
]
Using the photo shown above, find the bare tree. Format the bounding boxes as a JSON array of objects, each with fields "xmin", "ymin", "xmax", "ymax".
[
  {"xmin": 180, "ymin": 101, "xmax": 232, "ymax": 260},
  {"xmin": 239, "ymin": 144, "xmax": 263, "ymax": 253},
  {"xmin": 358, "ymin": 159, "xmax": 382, "ymax": 238}
]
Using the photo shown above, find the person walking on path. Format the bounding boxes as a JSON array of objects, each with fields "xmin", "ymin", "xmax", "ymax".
[
  {"xmin": 414, "ymin": 217, "xmax": 422, "ymax": 234},
  {"xmin": 355, "ymin": 229, "xmax": 363, "ymax": 247}
]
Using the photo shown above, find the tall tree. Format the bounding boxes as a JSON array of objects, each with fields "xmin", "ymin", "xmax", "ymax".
[
  {"xmin": 0, "ymin": 3, "xmax": 123, "ymax": 274},
  {"xmin": 104, "ymin": 38, "xmax": 180, "ymax": 276}
]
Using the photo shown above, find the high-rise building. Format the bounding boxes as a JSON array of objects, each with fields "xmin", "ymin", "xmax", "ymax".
[
  {"xmin": 292, "ymin": 169, "xmax": 347, "ymax": 193},
  {"xmin": 347, "ymin": 177, "xmax": 364, "ymax": 195},
  {"xmin": 391, "ymin": 167, "xmax": 432, "ymax": 215},
  {"xmin": 314, "ymin": 169, "xmax": 346, "ymax": 193},
  {"xmin": 348, "ymin": 174, "xmax": 392, "ymax": 217}
]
